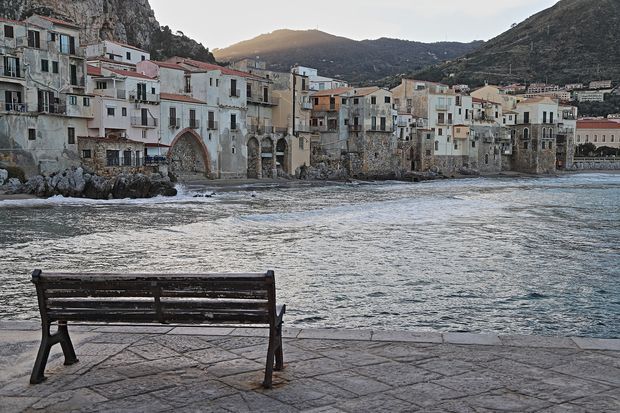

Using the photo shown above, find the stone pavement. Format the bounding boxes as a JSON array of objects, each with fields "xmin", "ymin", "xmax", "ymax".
[{"xmin": 0, "ymin": 321, "xmax": 619, "ymax": 412}]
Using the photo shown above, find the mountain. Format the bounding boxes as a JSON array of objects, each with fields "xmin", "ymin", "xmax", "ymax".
[
  {"xmin": 414, "ymin": 0, "xmax": 620, "ymax": 86},
  {"xmin": 213, "ymin": 29, "xmax": 484, "ymax": 85},
  {"xmin": 0, "ymin": 0, "xmax": 215, "ymax": 62}
]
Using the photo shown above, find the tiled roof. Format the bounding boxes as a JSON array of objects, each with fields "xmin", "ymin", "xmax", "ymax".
[
  {"xmin": 173, "ymin": 58, "xmax": 265, "ymax": 80},
  {"xmin": 0, "ymin": 17, "xmax": 22, "ymax": 24},
  {"xmin": 107, "ymin": 68, "xmax": 155, "ymax": 80},
  {"xmin": 87, "ymin": 57, "xmax": 136, "ymax": 67},
  {"xmin": 311, "ymin": 87, "xmax": 353, "ymax": 97},
  {"xmin": 34, "ymin": 15, "xmax": 80, "ymax": 29},
  {"xmin": 87, "ymin": 65, "xmax": 102, "ymax": 76},
  {"xmin": 352, "ymin": 86, "xmax": 381, "ymax": 97},
  {"xmin": 151, "ymin": 61, "xmax": 189, "ymax": 71},
  {"xmin": 160, "ymin": 93, "xmax": 206, "ymax": 104},
  {"xmin": 577, "ymin": 120, "xmax": 620, "ymax": 129}
]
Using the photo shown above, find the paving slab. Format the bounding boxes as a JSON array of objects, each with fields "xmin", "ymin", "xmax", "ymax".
[{"xmin": 0, "ymin": 322, "xmax": 618, "ymax": 413}]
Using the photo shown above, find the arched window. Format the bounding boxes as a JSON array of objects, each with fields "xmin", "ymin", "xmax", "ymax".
[
  {"xmin": 577, "ymin": 135, "xmax": 581, "ymax": 143},
  {"xmin": 542, "ymin": 128, "xmax": 547, "ymax": 139},
  {"xmin": 603, "ymin": 135, "xmax": 606, "ymax": 142},
  {"xmin": 434, "ymin": 140, "xmax": 439, "ymax": 151},
  {"xmin": 523, "ymin": 128, "xmax": 529, "ymax": 140},
  {"xmin": 594, "ymin": 135, "xmax": 598, "ymax": 142}
]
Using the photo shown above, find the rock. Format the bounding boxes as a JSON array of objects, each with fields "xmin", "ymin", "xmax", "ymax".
[
  {"xmin": 6, "ymin": 178, "xmax": 23, "ymax": 194},
  {"xmin": 0, "ymin": 169, "xmax": 7, "ymax": 186},
  {"xmin": 83, "ymin": 175, "xmax": 112, "ymax": 200}
]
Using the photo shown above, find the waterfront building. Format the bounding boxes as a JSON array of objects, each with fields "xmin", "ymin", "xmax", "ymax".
[
  {"xmin": 576, "ymin": 119, "xmax": 620, "ymax": 150},
  {"xmin": 0, "ymin": 15, "xmax": 91, "ymax": 177},
  {"xmin": 574, "ymin": 89, "xmax": 612, "ymax": 103}
]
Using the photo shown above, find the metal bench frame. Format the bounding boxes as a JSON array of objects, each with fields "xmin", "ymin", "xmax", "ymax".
[{"xmin": 30, "ymin": 269, "xmax": 285, "ymax": 388}]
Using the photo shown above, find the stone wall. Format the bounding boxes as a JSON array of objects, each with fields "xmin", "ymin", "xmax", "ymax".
[
  {"xmin": 571, "ymin": 159, "xmax": 620, "ymax": 170},
  {"xmin": 511, "ymin": 125, "xmax": 556, "ymax": 174},
  {"xmin": 78, "ymin": 137, "xmax": 145, "ymax": 177}
]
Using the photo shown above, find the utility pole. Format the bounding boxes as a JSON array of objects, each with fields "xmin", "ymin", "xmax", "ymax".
[{"xmin": 292, "ymin": 67, "xmax": 296, "ymax": 137}]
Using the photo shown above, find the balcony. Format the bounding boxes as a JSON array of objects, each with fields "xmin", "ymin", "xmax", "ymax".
[
  {"xmin": 129, "ymin": 92, "xmax": 160, "ymax": 103},
  {"xmin": 93, "ymin": 89, "xmax": 127, "ymax": 99},
  {"xmin": 248, "ymin": 123, "xmax": 274, "ymax": 134},
  {"xmin": 1, "ymin": 101, "xmax": 28, "ymax": 112},
  {"xmin": 435, "ymin": 103, "xmax": 449, "ymax": 111},
  {"xmin": 369, "ymin": 125, "xmax": 391, "ymax": 133},
  {"xmin": 348, "ymin": 124, "xmax": 363, "ymax": 132},
  {"xmin": 206, "ymin": 120, "xmax": 218, "ymax": 130},
  {"xmin": 310, "ymin": 125, "xmax": 328, "ymax": 132},
  {"xmin": 38, "ymin": 103, "xmax": 66, "ymax": 115},
  {"xmin": 247, "ymin": 94, "xmax": 280, "ymax": 106},
  {"xmin": 230, "ymin": 89, "xmax": 241, "ymax": 98},
  {"xmin": 301, "ymin": 101, "xmax": 313, "ymax": 110},
  {"xmin": 557, "ymin": 126, "xmax": 575, "ymax": 135},
  {"xmin": 169, "ymin": 117, "xmax": 181, "ymax": 128},
  {"xmin": 189, "ymin": 119, "xmax": 200, "ymax": 129},
  {"xmin": 131, "ymin": 117, "xmax": 158, "ymax": 128}
]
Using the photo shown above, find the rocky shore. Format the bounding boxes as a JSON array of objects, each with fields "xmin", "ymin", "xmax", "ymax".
[{"xmin": 0, "ymin": 167, "xmax": 177, "ymax": 200}]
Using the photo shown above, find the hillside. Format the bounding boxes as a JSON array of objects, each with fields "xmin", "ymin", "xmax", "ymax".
[
  {"xmin": 0, "ymin": 0, "xmax": 215, "ymax": 63},
  {"xmin": 214, "ymin": 29, "xmax": 483, "ymax": 85},
  {"xmin": 415, "ymin": 0, "xmax": 620, "ymax": 86}
]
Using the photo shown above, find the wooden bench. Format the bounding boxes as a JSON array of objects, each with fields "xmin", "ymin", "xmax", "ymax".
[{"xmin": 30, "ymin": 269, "xmax": 285, "ymax": 388}]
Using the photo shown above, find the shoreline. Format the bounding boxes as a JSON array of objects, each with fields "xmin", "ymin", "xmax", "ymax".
[{"xmin": 1, "ymin": 169, "xmax": 618, "ymax": 201}]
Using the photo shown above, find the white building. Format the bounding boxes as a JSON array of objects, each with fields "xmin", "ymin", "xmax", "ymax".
[{"xmin": 86, "ymin": 40, "xmax": 150, "ymax": 67}]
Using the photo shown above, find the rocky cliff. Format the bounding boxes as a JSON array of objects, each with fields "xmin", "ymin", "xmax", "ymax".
[{"xmin": 0, "ymin": 0, "xmax": 215, "ymax": 62}]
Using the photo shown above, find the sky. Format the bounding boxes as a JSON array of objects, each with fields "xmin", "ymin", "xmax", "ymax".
[{"xmin": 149, "ymin": 0, "xmax": 559, "ymax": 50}]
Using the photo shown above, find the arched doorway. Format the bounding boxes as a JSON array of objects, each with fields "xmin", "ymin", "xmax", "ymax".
[
  {"xmin": 168, "ymin": 129, "xmax": 211, "ymax": 176},
  {"xmin": 247, "ymin": 137, "xmax": 260, "ymax": 179},
  {"xmin": 276, "ymin": 138, "xmax": 289, "ymax": 175},
  {"xmin": 261, "ymin": 137, "xmax": 274, "ymax": 178}
]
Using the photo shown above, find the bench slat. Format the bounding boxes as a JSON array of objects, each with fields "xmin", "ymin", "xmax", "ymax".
[
  {"xmin": 46, "ymin": 310, "xmax": 271, "ymax": 324},
  {"xmin": 40, "ymin": 272, "xmax": 271, "ymax": 282},
  {"xmin": 47, "ymin": 299, "xmax": 269, "ymax": 312},
  {"xmin": 44, "ymin": 289, "xmax": 269, "ymax": 299}
]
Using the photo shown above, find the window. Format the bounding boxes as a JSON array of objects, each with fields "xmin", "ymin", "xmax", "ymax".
[
  {"xmin": 106, "ymin": 150, "xmax": 120, "ymax": 166},
  {"xmin": 67, "ymin": 127, "xmax": 75, "ymax": 144},
  {"xmin": 542, "ymin": 141, "xmax": 546, "ymax": 149},
  {"xmin": 612, "ymin": 135, "xmax": 615, "ymax": 142},
  {"xmin": 107, "ymin": 107, "xmax": 115, "ymax": 116},
  {"xmin": 299, "ymin": 137, "xmax": 305, "ymax": 150},
  {"xmin": 151, "ymin": 87, "xmax": 156, "ymax": 95},
  {"xmin": 586, "ymin": 135, "xmax": 589, "ymax": 142},
  {"xmin": 185, "ymin": 76, "xmax": 192, "ymax": 93},
  {"xmin": 602, "ymin": 135, "xmax": 606, "ymax": 143},
  {"xmin": 577, "ymin": 135, "xmax": 581, "ymax": 143},
  {"xmin": 68, "ymin": 95, "xmax": 77, "ymax": 105},
  {"xmin": 495, "ymin": 111, "xmax": 499, "ymax": 118},
  {"xmin": 123, "ymin": 150, "xmax": 132, "ymax": 166},
  {"xmin": 380, "ymin": 117, "xmax": 387, "ymax": 131},
  {"xmin": 301, "ymin": 78, "xmax": 307, "ymax": 90},
  {"xmin": 438, "ymin": 128, "xmax": 443, "ymax": 136},
  {"xmin": 96, "ymin": 81, "xmax": 107, "ymax": 90},
  {"xmin": 342, "ymin": 98, "xmax": 347, "ymax": 104},
  {"xmin": 385, "ymin": 96, "xmax": 391, "ymax": 104},
  {"xmin": 314, "ymin": 97, "xmax": 319, "ymax": 105},
  {"xmin": 230, "ymin": 79, "xmax": 238, "ymax": 97},
  {"xmin": 126, "ymin": 51, "xmax": 131, "ymax": 60},
  {"xmin": 434, "ymin": 141, "xmax": 439, "ymax": 151},
  {"xmin": 122, "ymin": 107, "xmax": 127, "ymax": 117},
  {"xmin": 485, "ymin": 154, "xmax": 489, "ymax": 165},
  {"xmin": 28, "ymin": 30, "xmax": 41, "ymax": 48},
  {"xmin": 4, "ymin": 25, "xmax": 14, "ymax": 38},
  {"xmin": 216, "ymin": 79, "xmax": 219, "ymax": 87},
  {"xmin": 426, "ymin": 133, "xmax": 431, "ymax": 140},
  {"xmin": 52, "ymin": 61, "xmax": 59, "ymax": 74},
  {"xmin": 83, "ymin": 97, "xmax": 90, "ymax": 107},
  {"xmin": 28, "ymin": 128, "xmax": 36, "ymax": 140},
  {"xmin": 231, "ymin": 114, "xmax": 237, "ymax": 130},
  {"xmin": 549, "ymin": 141, "xmax": 553, "ymax": 150},
  {"xmin": 41, "ymin": 59, "xmax": 49, "ymax": 72},
  {"xmin": 472, "ymin": 141, "xmax": 476, "ymax": 148},
  {"xmin": 209, "ymin": 78, "xmax": 213, "ymax": 86},
  {"xmin": 594, "ymin": 135, "xmax": 598, "ymax": 142},
  {"xmin": 543, "ymin": 112, "xmax": 547, "ymax": 123},
  {"xmin": 524, "ymin": 141, "xmax": 529, "ymax": 150},
  {"xmin": 70, "ymin": 65, "xmax": 78, "ymax": 86},
  {"xmin": 371, "ymin": 96, "xmax": 377, "ymax": 105},
  {"xmin": 354, "ymin": 98, "xmax": 359, "ymax": 105},
  {"xmin": 523, "ymin": 112, "xmax": 530, "ymax": 123},
  {"xmin": 454, "ymin": 142, "xmax": 458, "ymax": 150},
  {"xmin": 371, "ymin": 116, "xmax": 377, "ymax": 130},
  {"xmin": 82, "ymin": 149, "xmax": 92, "ymax": 159},
  {"xmin": 169, "ymin": 107, "xmax": 177, "ymax": 126},
  {"xmin": 550, "ymin": 112, "xmax": 554, "ymax": 123},
  {"xmin": 523, "ymin": 128, "xmax": 529, "ymax": 140},
  {"xmin": 246, "ymin": 84, "xmax": 252, "ymax": 98},
  {"xmin": 59, "ymin": 34, "xmax": 75, "ymax": 54}
]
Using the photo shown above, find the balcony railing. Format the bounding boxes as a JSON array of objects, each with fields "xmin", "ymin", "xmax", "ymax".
[
  {"xmin": 131, "ymin": 117, "xmax": 158, "ymax": 128},
  {"xmin": 435, "ymin": 103, "xmax": 449, "ymax": 111},
  {"xmin": 248, "ymin": 124, "xmax": 274, "ymax": 134},
  {"xmin": 169, "ymin": 117, "xmax": 181, "ymax": 128},
  {"xmin": 300, "ymin": 102, "xmax": 313, "ymax": 110},
  {"xmin": 189, "ymin": 119, "xmax": 200, "ymax": 129},
  {"xmin": 311, "ymin": 125, "xmax": 329, "ymax": 132},
  {"xmin": 93, "ymin": 89, "xmax": 127, "ymax": 99},
  {"xmin": 38, "ymin": 103, "xmax": 66, "ymax": 114},
  {"xmin": 206, "ymin": 120, "xmax": 218, "ymax": 130},
  {"xmin": 348, "ymin": 124, "xmax": 363, "ymax": 132},
  {"xmin": 0, "ymin": 65, "xmax": 24, "ymax": 79},
  {"xmin": 1, "ymin": 101, "xmax": 28, "ymax": 112},
  {"xmin": 129, "ymin": 92, "xmax": 160, "ymax": 103}
]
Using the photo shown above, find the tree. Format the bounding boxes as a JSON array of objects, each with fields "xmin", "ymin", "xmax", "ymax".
[{"xmin": 575, "ymin": 142, "xmax": 596, "ymax": 157}]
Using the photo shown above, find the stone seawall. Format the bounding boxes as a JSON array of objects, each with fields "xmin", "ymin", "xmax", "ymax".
[{"xmin": 571, "ymin": 159, "xmax": 620, "ymax": 170}]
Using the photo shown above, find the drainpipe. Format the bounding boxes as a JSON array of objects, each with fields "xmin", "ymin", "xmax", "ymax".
[{"xmin": 292, "ymin": 69, "xmax": 296, "ymax": 137}]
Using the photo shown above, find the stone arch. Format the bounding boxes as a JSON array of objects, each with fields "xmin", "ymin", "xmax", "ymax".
[
  {"xmin": 261, "ymin": 137, "xmax": 274, "ymax": 178},
  {"xmin": 168, "ymin": 128, "xmax": 211, "ymax": 176},
  {"xmin": 247, "ymin": 137, "xmax": 261, "ymax": 179},
  {"xmin": 276, "ymin": 138, "xmax": 289, "ymax": 175}
]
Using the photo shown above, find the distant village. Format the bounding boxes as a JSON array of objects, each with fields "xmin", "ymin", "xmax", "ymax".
[{"xmin": 1, "ymin": 15, "xmax": 619, "ymax": 183}]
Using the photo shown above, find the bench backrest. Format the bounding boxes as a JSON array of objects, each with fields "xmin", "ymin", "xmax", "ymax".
[{"xmin": 31, "ymin": 270, "xmax": 277, "ymax": 326}]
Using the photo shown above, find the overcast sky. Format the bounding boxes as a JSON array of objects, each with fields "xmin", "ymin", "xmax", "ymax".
[{"xmin": 149, "ymin": 0, "xmax": 559, "ymax": 49}]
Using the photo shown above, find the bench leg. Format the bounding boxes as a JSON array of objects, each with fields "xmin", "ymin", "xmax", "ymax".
[
  {"xmin": 58, "ymin": 322, "xmax": 79, "ymax": 366},
  {"xmin": 263, "ymin": 336, "xmax": 275, "ymax": 389},
  {"xmin": 30, "ymin": 323, "xmax": 53, "ymax": 385},
  {"xmin": 275, "ymin": 324, "xmax": 284, "ymax": 371},
  {"xmin": 30, "ymin": 322, "xmax": 79, "ymax": 385}
]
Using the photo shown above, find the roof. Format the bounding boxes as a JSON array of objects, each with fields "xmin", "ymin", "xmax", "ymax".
[
  {"xmin": 576, "ymin": 120, "xmax": 620, "ymax": 130},
  {"xmin": 87, "ymin": 56, "xmax": 136, "ymax": 68},
  {"xmin": 145, "ymin": 143, "xmax": 171, "ymax": 148},
  {"xmin": 87, "ymin": 65, "xmax": 102, "ymax": 76},
  {"xmin": 106, "ymin": 68, "xmax": 155, "ymax": 80},
  {"xmin": 33, "ymin": 15, "xmax": 81, "ymax": 29},
  {"xmin": 104, "ymin": 39, "xmax": 148, "ymax": 54},
  {"xmin": 160, "ymin": 93, "xmax": 206, "ymax": 104},
  {"xmin": 151, "ymin": 61, "xmax": 189, "ymax": 72},
  {"xmin": 78, "ymin": 136, "xmax": 144, "ymax": 145},
  {"xmin": 172, "ymin": 58, "xmax": 266, "ymax": 80},
  {"xmin": 520, "ymin": 96, "xmax": 558, "ymax": 104},
  {"xmin": 0, "ymin": 17, "xmax": 22, "ymax": 25},
  {"xmin": 352, "ymin": 86, "xmax": 381, "ymax": 97},
  {"xmin": 311, "ymin": 87, "xmax": 353, "ymax": 97}
]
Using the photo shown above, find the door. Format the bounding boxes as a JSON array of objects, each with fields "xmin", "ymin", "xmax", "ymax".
[
  {"xmin": 141, "ymin": 108, "xmax": 148, "ymax": 126},
  {"xmin": 137, "ymin": 83, "xmax": 147, "ymax": 101}
]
